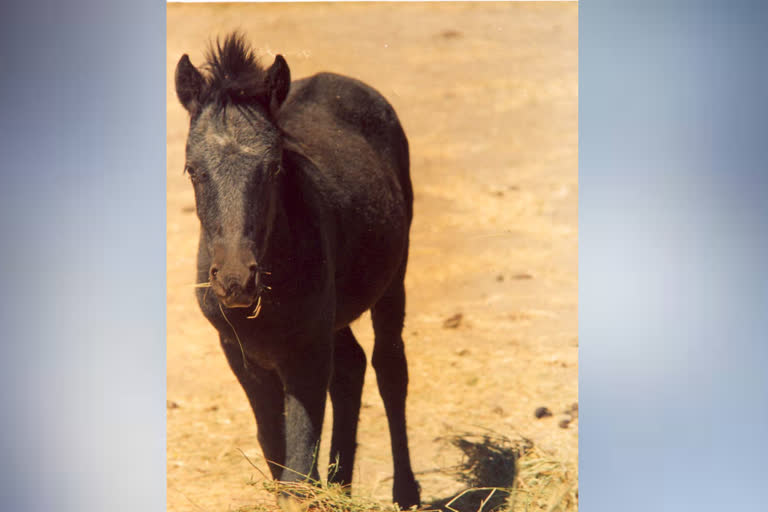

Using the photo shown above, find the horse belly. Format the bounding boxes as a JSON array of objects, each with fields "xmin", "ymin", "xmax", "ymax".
[{"xmin": 333, "ymin": 207, "xmax": 408, "ymax": 328}]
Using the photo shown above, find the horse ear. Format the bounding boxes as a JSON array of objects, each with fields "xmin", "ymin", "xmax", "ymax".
[
  {"xmin": 175, "ymin": 54, "xmax": 205, "ymax": 116},
  {"xmin": 266, "ymin": 54, "xmax": 290, "ymax": 116}
]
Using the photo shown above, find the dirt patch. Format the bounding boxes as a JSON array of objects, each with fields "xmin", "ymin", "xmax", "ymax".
[{"xmin": 167, "ymin": 3, "xmax": 577, "ymax": 511}]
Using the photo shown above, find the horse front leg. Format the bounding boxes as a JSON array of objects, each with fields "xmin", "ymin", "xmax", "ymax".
[
  {"xmin": 328, "ymin": 326, "xmax": 367, "ymax": 490},
  {"xmin": 219, "ymin": 333, "xmax": 286, "ymax": 479},
  {"xmin": 275, "ymin": 338, "xmax": 333, "ymax": 510}
]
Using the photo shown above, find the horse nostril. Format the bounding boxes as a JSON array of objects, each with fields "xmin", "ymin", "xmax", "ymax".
[
  {"xmin": 210, "ymin": 266, "xmax": 219, "ymax": 280},
  {"xmin": 249, "ymin": 264, "xmax": 258, "ymax": 276}
]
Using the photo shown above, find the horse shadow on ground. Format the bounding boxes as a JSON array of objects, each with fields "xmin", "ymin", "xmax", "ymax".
[{"xmin": 423, "ymin": 433, "xmax": 533, "ymax": 512}]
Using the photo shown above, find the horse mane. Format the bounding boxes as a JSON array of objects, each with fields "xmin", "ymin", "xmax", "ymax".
[{"xmin": 200, "ymin": 32, "xmax": 270, "ymax": 111}]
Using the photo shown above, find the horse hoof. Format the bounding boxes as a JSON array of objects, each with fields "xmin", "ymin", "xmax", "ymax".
[{"xmin": 393, "ymin": 479, "xmax": 421, "ymax": 510}]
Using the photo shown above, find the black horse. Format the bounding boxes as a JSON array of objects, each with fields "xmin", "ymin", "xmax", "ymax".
[{"xmin": 175, "ymin": 33, "xmax": 420, "ymax": 510}]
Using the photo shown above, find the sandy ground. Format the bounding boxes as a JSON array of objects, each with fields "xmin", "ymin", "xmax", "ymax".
[{"xmin": 167, "ymin": 3, "xmax": 578, "ymax": 511}]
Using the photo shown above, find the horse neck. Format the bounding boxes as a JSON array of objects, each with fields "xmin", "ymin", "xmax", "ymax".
[{"xmin": 258, "ymin": 164, "xmax": 318, "ymax": 291}]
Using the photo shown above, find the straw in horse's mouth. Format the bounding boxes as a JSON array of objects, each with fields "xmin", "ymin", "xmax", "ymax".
[
  {"xmin": 218, "ymin": 303, "xmax": 249, "ymax": 369},
  {"xmin": 247, "ymin": 295, "xmax": 262, "ymax": 319},
  {"xmin": 193, "ymin": 280, "xmax": 265, "ymax": 317}
]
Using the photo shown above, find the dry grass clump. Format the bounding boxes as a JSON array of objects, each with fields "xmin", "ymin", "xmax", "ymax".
[
  {"xmin": 436, "ymin": 432, "xmax": 577, "ymax": 512},
  {"xmin": 233, "ymin": 450, "xmax": 395, "ymax": 512},
  {"xmin": 233, "ymin": 432, "xmax": 577, "ymax": 512},
  {"xmin": 237, "ymin": 480, "xmax": 391, "ymax": 512}
]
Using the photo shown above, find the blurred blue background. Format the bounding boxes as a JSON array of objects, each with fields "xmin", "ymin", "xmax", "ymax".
[
  {"xmin": 581, "ymin": 0, "xmax": 768, "ymax": 510},
  {"xmin": 0, "ymin": 1, "xmax": 165, "ymax": 511}
]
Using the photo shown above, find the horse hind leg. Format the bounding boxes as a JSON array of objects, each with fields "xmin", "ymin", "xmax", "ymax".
[
  {"xmin": 371, "ymin": 275, "xmax": 421, "ymax": 509},
  {"xmin": 328, "ymin": 326, "xmax": 367, "ymax": 489}
]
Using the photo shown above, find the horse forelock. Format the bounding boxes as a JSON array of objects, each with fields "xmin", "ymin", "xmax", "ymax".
[{"xmin": 199, "ymin": 31, "xmax": 271, "ymax": 112}]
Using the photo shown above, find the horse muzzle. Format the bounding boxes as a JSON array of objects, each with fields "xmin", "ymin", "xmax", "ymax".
[{"xmin": 211, "ymin": 267, "xmax": 259, "ymax": 309}]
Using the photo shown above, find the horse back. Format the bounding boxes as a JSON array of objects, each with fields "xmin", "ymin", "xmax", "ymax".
[{"xmin": 283, "ymin": 75, "xmax": 407, "ymax": 167}]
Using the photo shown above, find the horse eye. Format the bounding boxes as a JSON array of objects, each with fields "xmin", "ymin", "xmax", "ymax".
[{"xmin": 185, "ymin": 165, "xmax": 207, "ymax": 183}]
